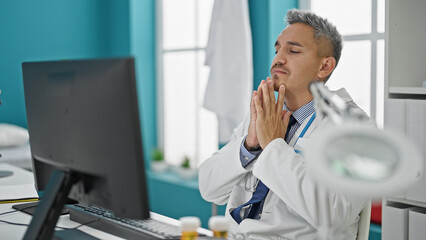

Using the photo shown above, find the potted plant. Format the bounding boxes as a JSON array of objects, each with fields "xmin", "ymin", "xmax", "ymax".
[
  {"xmin": 181, "ymin": 156, "xmax": 191, "ymax": 169},
  {"xmin": 150, "ymin": 148, "xmax": 168, "ymax": 172},
  {"xmin": 176, "ymin": 155, "xmax": 198, "ymax": 179}
]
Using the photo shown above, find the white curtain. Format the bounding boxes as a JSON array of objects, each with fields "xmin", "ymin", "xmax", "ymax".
[{"xmin": 203, "ymin": 0, "xmax": 253, "ymax": 144}]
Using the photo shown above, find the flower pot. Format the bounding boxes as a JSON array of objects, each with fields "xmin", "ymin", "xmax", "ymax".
[
  {"xmin": 151, "ymin": 161, "xmax": 168, "ymax": 173},
  {"xmin": 176, "ymin": 167, "xmax": 198, "ymax": 179}
]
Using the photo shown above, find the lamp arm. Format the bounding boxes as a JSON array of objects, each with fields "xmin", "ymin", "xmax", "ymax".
[{"xmin": 309, "ymin": 81, "xmax": 353, "ymax": 125}]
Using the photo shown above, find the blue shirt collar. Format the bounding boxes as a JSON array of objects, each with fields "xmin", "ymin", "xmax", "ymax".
[{"xmin": 284, "ymin": 100, "xmax": 316, "ymax": 125}]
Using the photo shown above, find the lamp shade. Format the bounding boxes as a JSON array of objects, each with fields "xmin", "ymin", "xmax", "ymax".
[{"xmin": 305, "ymin": 123, "xmax": 423, "ymax": 198}]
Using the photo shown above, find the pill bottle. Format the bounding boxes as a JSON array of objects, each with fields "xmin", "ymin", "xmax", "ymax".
[
  {"xmin": 180, "ymin": 216, "xmax": 201, "ymax": 240},
  {"xmin": 208, "ymin": 216, "xmax": 229, "ymax": 238}
]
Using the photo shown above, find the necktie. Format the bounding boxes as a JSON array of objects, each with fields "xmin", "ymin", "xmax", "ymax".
[
  {"xmin": 284, "ymin": 115, "xmax": 297, "ymax": 142},
  {"xmin": 231, "ymin": 114, "xmax": 297, "ymax": 224}
]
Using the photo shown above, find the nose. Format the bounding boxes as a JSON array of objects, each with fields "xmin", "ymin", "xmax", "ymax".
[{"xmin": 272, "ymin": 50, "xmax": 286, "ymax": 67}]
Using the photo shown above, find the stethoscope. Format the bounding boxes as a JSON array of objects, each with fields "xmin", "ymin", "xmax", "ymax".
[{"xmin": 244, "ymin": 112, "xmax": 317, "ymax": 192}]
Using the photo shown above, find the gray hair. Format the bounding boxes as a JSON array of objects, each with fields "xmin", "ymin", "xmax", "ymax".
[{"xmin": 286, "ymin": 9, "xmax": 343, "ymax": 79}]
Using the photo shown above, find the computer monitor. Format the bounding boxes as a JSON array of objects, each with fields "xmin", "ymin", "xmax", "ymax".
[{"xmin": 21, "ymin": 57, "xmax": 149, "ymax": 239}]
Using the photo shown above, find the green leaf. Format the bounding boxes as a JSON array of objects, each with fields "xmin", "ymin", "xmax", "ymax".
[
  {"xmin": 151, "ymin": 148, "xmax": 164, "ymax": 162},
  {"xmin": 181, "ymin": 156, "xmax": 191, "ymax": 168}
]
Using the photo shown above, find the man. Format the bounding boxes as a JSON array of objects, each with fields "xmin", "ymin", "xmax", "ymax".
[{"xmin": 199, "ymin": 9, "xmax": 370, "ymax": 239}]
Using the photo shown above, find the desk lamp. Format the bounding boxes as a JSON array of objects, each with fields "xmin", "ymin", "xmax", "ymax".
[{"xmin": 305, "ymin": 81, "xmax": 423, "ymax": 238}]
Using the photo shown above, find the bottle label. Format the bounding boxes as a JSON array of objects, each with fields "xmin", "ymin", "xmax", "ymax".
[
  {"xmin": 213, "ymin": 230, "xmax": 228, "ymax": 238},
  {"xmin": 181, "ymin": 231, "xmax": 198, "ymax": 240}
]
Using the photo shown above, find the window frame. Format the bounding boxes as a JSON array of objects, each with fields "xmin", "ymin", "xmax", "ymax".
[
  {"xmin": 155, "ymin": 0, "xmax": 216, "ymax": 165},
  {"xmin": 299, "ymin": 0, "xmax": 385, "ymax": 122}
]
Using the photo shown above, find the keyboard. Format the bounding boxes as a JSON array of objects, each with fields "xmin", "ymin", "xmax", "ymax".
[{"xmin": 66, "ymin": 204, "xmax": 199, "ymax": 239}]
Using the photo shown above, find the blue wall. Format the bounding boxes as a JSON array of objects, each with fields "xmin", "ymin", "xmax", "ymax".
[
  {"xmin": 249, "ymin": 0, "xmax": 297, "ymax": 89},
  {"xmin": 129, "ymin": 0, "xmax": 157, "ymax": 170},
  {"xmin": 0, "ymin": 0, "xmax": 156, "ymax": 166},
  {"xmin": 0, "ymin": 0, "xmax": 130, "ymax": 127}
]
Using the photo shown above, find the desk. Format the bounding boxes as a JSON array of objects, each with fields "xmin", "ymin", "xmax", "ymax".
[
  {"xmin": 0, "ymin": 143, "xmax": 32, "ymax": 170},
  {"xmin": 0, "ymin": 163, "xmax": 212, "ymax": 239}
]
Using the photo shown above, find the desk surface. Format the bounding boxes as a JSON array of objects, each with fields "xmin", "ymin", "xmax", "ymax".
[
  {"xmin": 0, "ymin": 163, "xmax": 211, "ymax": 239},
  {"xmin": 0, "ymin": 163, "xmax": 34, "ymax": 186},
  {"xmin": 0, "ymin": 202, "xmax": 128, "ymax": 239}
]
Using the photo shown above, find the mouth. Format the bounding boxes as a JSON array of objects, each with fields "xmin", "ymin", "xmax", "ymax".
[{"xmin": 271, "ymin": 68, "xmax": 288, "ymax": 75}]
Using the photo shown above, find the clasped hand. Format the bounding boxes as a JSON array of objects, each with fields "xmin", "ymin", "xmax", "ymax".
[{"xmin": 245, "ymin": 78, "xmax": 292, "ymax": 150}]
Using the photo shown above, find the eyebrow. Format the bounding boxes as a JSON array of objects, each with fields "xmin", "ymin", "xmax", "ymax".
[
  {"xmin": 288, "ymin": 41, "xmax": 303, "ymax": 47},
  {"xmin": 274, "ymin": 41, "xmax": 304, "ymax": 47}
]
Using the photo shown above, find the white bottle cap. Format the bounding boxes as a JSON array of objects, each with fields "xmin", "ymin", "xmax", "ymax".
[
  {"xmin": 208, "ymin": 216, "xmax": 229, "ymax": 232},
  {"xmin": 179, "ymin": 216, "xmax": 201, "ymax": 232}
]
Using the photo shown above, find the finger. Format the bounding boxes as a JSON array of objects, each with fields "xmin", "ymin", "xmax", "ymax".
[
  {"xmin": 257, "ymin": 80, "xmax": 265, "ymax": 92},
  {"xmin": 250, "ymin": 91, "xmax": 257, "ymax": 120},
  {"xmin": 281, "ymin": 109, "xmax": 289, "ymax": 119},
  {"xmin": 257, "ymin": 80, "xmax": 265, "ymax": 89},
  {"xmin": 282, "ymin": 111, "xmax": 292, "ymax": 127},
  {"xmin": 257, "ymin": 80, "xmax": 264, "ymax": 105},
  {"xmin": 262, "ymin": 83, "xmax": 271, "ymax": 115},
  {"xmin": 266, "ymin": 76, "xmax": 273, "ymax": 93},
  {"xmin": 267, "ymin": 79, "xmax": 275, "ymax": 109},
  {"xmin": 254, "ymin": 95, "xmax": 263, "ymax": 117},
  {"xmin": 276, "ymin": 85, "xmax": 286, "ymax": 113}
]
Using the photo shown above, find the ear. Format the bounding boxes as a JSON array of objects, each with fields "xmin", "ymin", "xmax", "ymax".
[{"xmin": 317, "ymin": 57, "xmax": 336, "ymax": 80}]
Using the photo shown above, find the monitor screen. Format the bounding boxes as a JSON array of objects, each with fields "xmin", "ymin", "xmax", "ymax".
[{"xmin": 22, "ymin": 57, "xmax": 149, "ymax": 237}]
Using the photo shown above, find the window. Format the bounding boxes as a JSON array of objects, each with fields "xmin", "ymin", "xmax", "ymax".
[
  {"xmin": 157, "ymin": 0, "xmax": 217, "ymax": 167},
  {"xmin": 302, "ymin": 0, "xmax": 385, "ymax": 126}
]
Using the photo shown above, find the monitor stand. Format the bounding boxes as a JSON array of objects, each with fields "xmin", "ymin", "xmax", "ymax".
[
  {"xmin": 53, "ymin": 229, "xmax": 99, "ymax": 240},
  {"xmin": 23, "ymin": 170, "xmax": 78, "ymax": 240},
  {"xmin": 13, "ymin": 201, "xmax": 71, "ymax": 216}
]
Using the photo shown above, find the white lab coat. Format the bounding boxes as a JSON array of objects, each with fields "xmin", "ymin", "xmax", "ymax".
[
  {"xmin": 203, "ymin": 0, "xmax": 253, "ymax": 144},
  {"xmin": 199, "ymin": 89, "xmax": 371, "ymax": 240}
]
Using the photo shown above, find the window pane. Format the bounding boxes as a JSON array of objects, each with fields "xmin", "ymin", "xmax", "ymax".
[
  {"xmin": 377, "ymin": 0, "xmax": 385, "ymax": 33},
  {"xmin": 326, "ymin": 41, "xmax": 372, "ymax": 115},
  {"xmin": 163, "ymin": 0, "xmax": 195, "ymax": 50},
  {"xmin": 376, "ymin": 40, "xmax": 385, "ymax": 128},
  {"xmin": 197, "ymin": 0, "xmax": 214, "ymax": 48},
  {"xmin": 197, "ymin": 51, "xmax": 217, "ymax": 164},
  {"xmin": 163, "ymin": 51, "xmax": 197, "ymax": 165},
  {"xmin": 311, "ymin": 0, "xmax": 372, "ymax": 35}
]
